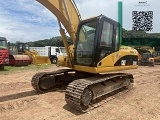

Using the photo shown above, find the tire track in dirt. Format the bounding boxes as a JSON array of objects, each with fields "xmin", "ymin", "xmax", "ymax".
[{"xmin": 0, "ymin": 97, "xmax": 38, "ymax": 113}]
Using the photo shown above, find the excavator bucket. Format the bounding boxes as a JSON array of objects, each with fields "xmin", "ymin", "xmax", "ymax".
[
  {"xmin": 24, "ymin": 50, "xmax": 51, "ymax": 65},
  {"xmin": 9, "ymin": 54, "xmax": 32, "ymax": 66},
  {"xmin": 31, "ymin": 56, "xmax": 51, "ymax": 65}
]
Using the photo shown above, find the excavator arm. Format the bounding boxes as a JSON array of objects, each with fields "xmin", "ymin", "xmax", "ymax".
[{"xmin": 37, "ymin": 0, "xmax": 81, "ymax": 43}]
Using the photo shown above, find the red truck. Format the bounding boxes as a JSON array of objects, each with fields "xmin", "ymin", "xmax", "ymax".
[{"xmin": 0, "ymin": 37, "xmax": 9, "ymax": 70}]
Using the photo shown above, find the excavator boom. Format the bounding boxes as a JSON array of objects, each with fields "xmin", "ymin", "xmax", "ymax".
[{"xmin": 37, "ymin": 0, "xmax": 81, "ymax": 43}]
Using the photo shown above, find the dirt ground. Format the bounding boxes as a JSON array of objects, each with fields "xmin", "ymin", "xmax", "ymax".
[{"xmin": 0, "ymin": 65, "xmax": 160, "ymax": 120}]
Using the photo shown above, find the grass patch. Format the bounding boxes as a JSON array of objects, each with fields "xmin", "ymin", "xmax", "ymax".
[{"xmin": 0, "ymin": 64, "xmax": 54, "ymax": 75}]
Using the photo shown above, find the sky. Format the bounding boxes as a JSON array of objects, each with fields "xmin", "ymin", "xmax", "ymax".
[{"xmin": 0, "ymin": 0, "xmax": 159, "ymax": 43}]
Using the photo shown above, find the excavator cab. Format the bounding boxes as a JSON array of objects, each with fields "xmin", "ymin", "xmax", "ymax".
[{"xmin": 75, "ymin": 15, "xmax": 119, "ymax": 67}]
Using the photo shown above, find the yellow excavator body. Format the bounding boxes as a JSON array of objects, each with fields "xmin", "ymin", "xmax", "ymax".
[
  {"xmin": 31, "ymin": 0, "xmax": 138, "ymax": 112},
  {"xmin": 57, "ymin": 45, "xmax": 138, "ymax": 73}
]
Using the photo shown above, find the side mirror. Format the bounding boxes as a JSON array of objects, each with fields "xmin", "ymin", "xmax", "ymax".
[{"xmin": 7, "ymin": 41, "xmax": 10, "ymax": 46}]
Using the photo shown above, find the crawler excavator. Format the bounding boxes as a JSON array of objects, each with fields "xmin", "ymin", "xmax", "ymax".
[{"xmin": 31, "ymin": 0, "xmax": 138, "ymax": 112}]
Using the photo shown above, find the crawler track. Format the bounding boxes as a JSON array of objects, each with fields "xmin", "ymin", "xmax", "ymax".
[
  {"xmin": 31, "ymin": 69, "xmax": 93, "ymax": 93},
  {"xmin": 65, "ymin": 73, "xmax": 133, "ymax": 112},
  {"xmin": 31, "ymin": 69, "xmax": 134, "ymax": 112},
  {"xmin": 31, "ymin": 69, "xmax": 75, "ymax": 93}
]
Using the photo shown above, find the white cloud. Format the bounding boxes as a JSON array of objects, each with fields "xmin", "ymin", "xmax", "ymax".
[
  {"xmin": 75, "ymin": 0, "xmax": 118, "ymax": 21},
  {"xmin": 0, "ymin": 0, "xmax": 59, "ymax": 43}
]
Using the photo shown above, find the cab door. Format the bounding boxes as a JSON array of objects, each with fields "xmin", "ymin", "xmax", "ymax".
[{"xmin": 96, "ymin": 18, "xmax": 119, "ymax": 64}]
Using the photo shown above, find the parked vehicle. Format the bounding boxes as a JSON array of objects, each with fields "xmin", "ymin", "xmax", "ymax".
[
  {"xmin": 135, "ymin": 47, "xmax": 154, "ymax": 66},
  {"xmin": 30, "ymin": 46, "xmax": 66, "ymax": 64},
  {"xmin": 0, "ymin": 37, "xmax": 9, "ymax": 70},
  {"xmin": 31, "ymin": 0, "xmax": 138, "ymax": 113},
  {"xmin": 8, "ymin": 43, "xmax": 32, "ymax": 66},
  {"xmin": 9, "ymin": 43, "xmax": 51, "ymax": 65}
]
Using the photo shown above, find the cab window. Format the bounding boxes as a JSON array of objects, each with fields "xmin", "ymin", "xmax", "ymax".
[{"xmin": 100, "ymin": 21, "xmax": 113, "ymax": 47}]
